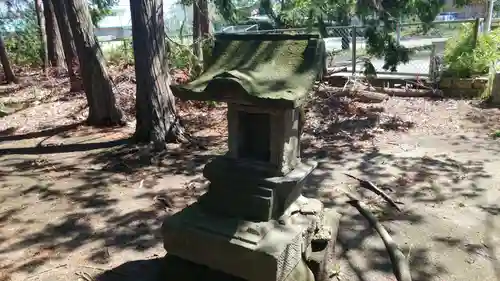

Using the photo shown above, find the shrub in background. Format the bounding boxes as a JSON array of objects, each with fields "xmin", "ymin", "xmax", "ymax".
[
  {"xmin": 103, "ymin": 38, "xmax": 134, "ymax": 66},
  {"xmin": 0, "ymin": 4, "xmax": 42, "ymax": 67},
  {"xmin": 443, "ymin": 23, "xmax": 500, "ymax": 78}
]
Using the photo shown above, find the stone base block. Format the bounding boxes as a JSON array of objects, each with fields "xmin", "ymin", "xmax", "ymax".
[
  {"xmin": 202, "ymin": 156, "xmax": 318, "ymax": 221},
  {"xmin": 162, "ymin": 196, "xmax": 325, "ymax": 281},
  {"xmin": 162, "ymin": 254, "xmax": 314, "ymax": 281}
]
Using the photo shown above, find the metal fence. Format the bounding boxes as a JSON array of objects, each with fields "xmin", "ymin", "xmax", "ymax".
[
  {"xmin": 220, "ymin": 18, "xmax": 500, "ymax": 78},
  {"xmin": 98, "ymin": 18, "xmax": 500, "ymax": 79}
]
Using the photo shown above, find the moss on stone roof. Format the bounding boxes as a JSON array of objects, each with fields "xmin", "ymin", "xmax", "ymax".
[{"xmin": 171, "ymin": 34, "xmax": 326, "ymax": 108}]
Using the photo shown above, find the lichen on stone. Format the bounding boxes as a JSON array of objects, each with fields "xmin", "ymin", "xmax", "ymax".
[{"xmin": 172, "ymin": 34, "xmax": 326, "ymax": 108}]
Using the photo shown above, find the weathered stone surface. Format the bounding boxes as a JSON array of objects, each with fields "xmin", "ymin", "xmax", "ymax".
[
  {"xmin": 454, "ymin": 79, "xmax": 472, "ymax": 89},
  {"xmin": 306, "ymin": 209, "xmax": 342, "ymax": 281},
  {"xmin": 162, "ymin": 196, "xmax": 326, "ymax": 281},
  {"xmin": 161, "ymin": 254, "xmax": 314, "ymax": 281},
  {"xmin": 472, "ymin": 77, "xmax": 489, "ymax": 89},
  {"xmin": 202, "ymin": 156, "xmax": 317, "ymax": 221},
  {"xmin": 439, "ymin": 78, "xmax": 452, "ymax": 88},
  {"xmin": 161, "ymin": 32, "xmax": 332, "ymax": 281},
  {"xmin": 171, "ymin": 34, "xmax": 326, "ymax": 109},
  {"xmin": 226, "ymin": 104, "xmax": 302, "ymax": 176}
]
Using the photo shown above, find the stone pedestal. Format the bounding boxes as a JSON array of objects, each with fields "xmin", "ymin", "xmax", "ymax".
[
  {"xmin": 164, "ymin": 34, "xmax": 336, "ymax": 281},
  {"xmin": 162, "ymin": 196, "xmax": 340, "ymax": 281}
]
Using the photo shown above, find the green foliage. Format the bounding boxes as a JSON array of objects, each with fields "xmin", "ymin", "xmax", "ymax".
[
  {"xmin": 89, "ymin": 0, "xmax": 118, "ymax": 26},
  {"xmin": 103, "ymin": 39, "xmax": 134, "ymax": 65},
  {"xmin": 103, "ymin": 36, "xmax": 207, "ymax": 76},
  {"xmin": 0, "ymin": 3, "xmax": 42, "ymax": 67},
  {"xmin": 444, "ymin": 24, "xmax": 500, "ymax": 78},
  {"xmin": 210, "ymin": 0, "xmax": 445, "ymax": 71},
  {"xmin": 169, "ymin": 42, "xmax": 196, "ymax": 70}
]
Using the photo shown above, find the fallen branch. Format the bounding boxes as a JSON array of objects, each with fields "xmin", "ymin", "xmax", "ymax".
[
  {"xmin": 316, "ymin": 85, "xmax": 438, "ymax": 98},
  {"xmin": 324, "ymin": 67, "xmax": 348, "ymax": 77},
  {"xmin": 346, "ymin": 194, "xmax": 412, "ymax": 281},
  {"xmin": 75, "ymin": 271, "xmax": 95, "ymax": 281},
  {"xmin": 352, "ymin": 90, "xmax": 389, "ymax": 103},
  {"xmin": 377, "ymin": 87, "xmax": 433, "ymax": 97},
  {"xmin": 343, "ymin": 173, "xmax": 401, "ymax": 212}
]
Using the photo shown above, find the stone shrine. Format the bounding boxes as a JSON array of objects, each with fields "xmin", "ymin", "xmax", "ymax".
[{"xmin": 163, "ymin": 33, "xmax": 339, "ymax": 281}]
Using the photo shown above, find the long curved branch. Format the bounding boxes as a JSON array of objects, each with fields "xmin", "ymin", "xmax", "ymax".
[
  {"xmin": 345, "ymin": 193, "xmax": 412, "ymax": 281},
  {"xmin": 344, "ymin": 173, "xmax": 402, "ymax": 212}
]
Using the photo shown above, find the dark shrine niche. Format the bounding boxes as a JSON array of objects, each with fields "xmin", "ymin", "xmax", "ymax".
[{"xmin": 237, "ymin": 111, "xmax": 271, "ymax": 162}]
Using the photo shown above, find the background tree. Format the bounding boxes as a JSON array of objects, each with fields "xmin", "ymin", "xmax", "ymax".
[
  {"xmin": 0, "ymin": 35, "xmax": 18, "ymax": 83},
  {"xmin": 51, "ymin": 0, "xmax": 81, "ymax": 91},
  {"xmin": 214, "ymin": 0, "xmax": 445, "ymax": 71},
  {"xmin": 129, "ymin": 0, "xmax": 187, "ymax": 146},
  {"xmin": 0, "ymin": 2, "xmax": 41, "ymax": 67},
  {"xmin": 34, "ymin": 0, "xmax": 48, "ymax": 73},
  {"xmin": 65, "ymin": 0, "xmax": 123, "ymax": 126},
  {"xmin": 193, "ymin": 0, "xmax": 210, "ymax": 58},
  {"xmin": 89, "ymin": 0, "xmax": 118, "ymax": 26},
  {"xmin": 43, "ymin": 0, "xmax": 65, "ymax": 68}
]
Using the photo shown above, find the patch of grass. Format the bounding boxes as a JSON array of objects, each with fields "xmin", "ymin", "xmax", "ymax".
[{"xmin": 491, "ymin": 130, "xmax": 500, "ymax": 139}]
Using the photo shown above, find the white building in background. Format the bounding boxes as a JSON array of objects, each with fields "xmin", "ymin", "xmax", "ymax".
[{"xmin": 96, "ymin": 0, "xmax": 214, "ymax": 40}]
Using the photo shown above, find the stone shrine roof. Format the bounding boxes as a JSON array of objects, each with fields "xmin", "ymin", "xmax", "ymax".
[{"xmin": 171, "ymin": 34, "xmax": 326, "ymax": 108}]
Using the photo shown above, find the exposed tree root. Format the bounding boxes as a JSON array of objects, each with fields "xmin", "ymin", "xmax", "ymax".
[{"xmin": 346, "ymin": 193, "xmax": 412, "ymax": 281}]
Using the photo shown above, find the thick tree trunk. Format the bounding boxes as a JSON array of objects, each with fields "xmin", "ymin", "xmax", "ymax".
[
  {"xmin": 34, "ymin": 0, "xmax": 49, "ymax": 74},
  {"xmin": 43, "ymin": 0, "xmax": 65, "ymax": 68},
  {"xmin": 65, "ymin": 0, "xmax": 123, "ymax": 126},
  {"xmin": 0, "ymin": 35, "xmax": 18, "ymax": 83},
  {"xmin": 130, "ymin": 0, "xmax": 187, "ymax": 146},
  {"xmin": 51, "ymin": 0, "xmax": 82, "ymax": 91}
]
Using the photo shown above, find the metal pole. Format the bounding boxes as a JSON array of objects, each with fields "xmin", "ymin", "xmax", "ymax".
[
  {"xmin": 352, "ymin": 26, "xmax": 356, "ymax": 75},
  {"xmin": 473, "ymin": 17, "xmax": 481, "ymax": 48},
  {"xmin": 484, "ymin": 0, "xmax": 495, "ymax": 33},
  {"xmin": 396, "ymin": 17, "xmax": 401, "ymax": 44}
]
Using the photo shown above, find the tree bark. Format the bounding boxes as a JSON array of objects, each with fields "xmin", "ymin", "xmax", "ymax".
[
  {"xmin": 192, "ymin": 1, "xmax": 202, "ymax": 59},
  {"xmin": 34, "ymin": 0, "xmax": 49, "ymax": 74},
  {"xmin": 65, "ymin": 0, "xmax": 123, "ymax": 126},
  {"xmin": 199, "ymin": 0, "xmax": 209, "ymax": 36},
  {"xmin": 51, "ymin": 0, "xmax": 82, "ymax": 91},
  {"xmin": 490, "ymin": 72, "xmax": 500, "ymax": 104},
  {"xmin": 43, "ymin": 0, "xmax": 65, "ymax": 68},
  {"xmin": 0, "ymin": 35, "xmax": 18, "ymax": 83},
  {"xmin": 130, "ymin": 0, "xmax": 187, "ymax": 146}
]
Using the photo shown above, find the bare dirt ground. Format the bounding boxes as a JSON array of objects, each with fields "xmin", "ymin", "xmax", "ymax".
[{"xmin": 0, "ymin": 71, "xmax": 500, "ymax": 281}]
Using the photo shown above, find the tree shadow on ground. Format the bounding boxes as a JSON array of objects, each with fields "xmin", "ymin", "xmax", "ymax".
[
  {"xmin": 0, "ymin": 122, "xmax": 84, "ymax": 143},
  {"xmin": 0, "ymin": 130, "xmax": 223, "ymax": 277},
  {"xmin": 0, "ymin": 92, "xmax": 498, "ymax": 281},
  {"xmin": 94, "ymin": 255, "xmax": 246, "ymax": 281},
  {"xmin": 296, "ymin": 93, "xmax": 498, "ymax": 281}
]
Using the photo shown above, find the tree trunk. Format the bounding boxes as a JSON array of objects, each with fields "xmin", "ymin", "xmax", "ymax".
[
  {"xmin": 192, "ymin": 1, "xmax": 202, "ymax": 59},
  {"xmin": 65, "ymin": 0, "xmax": 123, "ymax": 126},
  {"xmin": 199, "ymin": 0, "xmax": 209, "ymax": 36},
  {"xmin": 0, "ymin": 35, "xmax": 18, "ymax": 83},
  {"xmin": 43, "ymin": 0, "xmax": 65, "ymax": 68},
  {"xmin": 51, "ymin": 0, "xmax": 82, "ymax": 91},
  {"xmin": 490, "ymin": 72, "xmax": 500, "ymax": 104},
  {"xmin": 130, "ymin": 0, "xmax": 187, "ymax": 146},
  {"xmin": 34, "ymin": 0, "xmax": 49, "ymax": 74}
]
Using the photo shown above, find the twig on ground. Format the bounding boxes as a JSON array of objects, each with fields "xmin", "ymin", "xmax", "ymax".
[
  {"xmin": 344, "ymin": 173, "xmax": 402, "ymax": 212},
  {"xmin": 75, "ymin": 271, "xmax": 95, "ymax": 281},
  {"xmin": 24, "ymin": 264, "xmax": 68, "ymax": 280},
  {"xmin": 345, "ymin": 193, "xmax": 412, "ymax": 281},
  {"xmin": 76, "ymin": 265, "xmax": 110, "ymax": 272}
]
